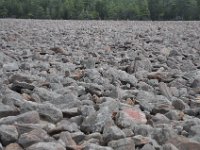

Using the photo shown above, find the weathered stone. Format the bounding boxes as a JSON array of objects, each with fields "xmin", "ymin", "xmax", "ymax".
[
  {"xmin": 108, "ymin": 137, "xmax": 135, "ymax": 150},
  {"xmin": 170, "ymin": 87, "xmax": 180, "ymax": 97},
  {"xmin": 103, "ymin": 126, "xmax": 125, "ymax": 143},
  {"xmin": 21, "ymin": 101, "xmax": 63, "ymax": 123},
  {"xmin": 80, "ymin": 82, "xmax": 103, "ymax": 96},
  {"xmin": 80, "ymin": 105, "xmax": 96, "ymax": 117},
  {"xmin": 152, "ymin": 113, "xmax": 170, "ymax": 125},
  {"xmin": 18, "ymin": 128, "xmax": 53, "ymax": 148},
  {"xmin": 58, "ymin": 131, "xmax": 78, "ymax": 148},
  {"xmin": 167, "ymin": 136, "xmax": 200, "ymax": 150},
  {"xmin": 191, "ymin": 79, "xmax": 200, "ymax": 94},
  {"xmin": 26, "ymin": 142, "xmax": 65, "ymax": 150},
  {"xmin": 122, "ymin": 129, "xmax": 134, "ymax": 137},
  {"xmin": 3, "ymin": 63, "xmax": 19, "ymax": 72},
  {"xmin": 0, "ymin": 104, "xmax": 19, "ymax": 118},
  {"xmin": 81, "ymin": 98, "xmax": 118, "ymax": 133},
  {"xmin": 57, "ymin": 106, "xmax": 78, "ymax": 117},
  {"xmin": 151, "ymin": 126, "xmax": 177, "ymax": 145},
  {"xmin": 2, "ymin": 88, "xmax": 25, "ymax": 106},
  {"xmin": 117, "ymin": 108, "xmax": 147, "ymax": 125},
  {"xmin": 183, "ymin": 118, "xmax": 200, "ymax": 133},
  {"xmin": 172, "ymin": 99, "xmax": 186, "ymax": 110},
  {"xmin": 33, "ymin": 87, "xmax": 61, "ymax": 102},
  {"xmin": 164, "ymin": 110, "xmax": 181, "ymax": 120},
  {"xmin": 83, "ymin": 143, "xmax": 113, "ymax": 150},
  {"xmin": 15, "ymin": 123, "xmax": 45, "ymax": 135},
  {"xmin": 0, "ymin": 125, "xmax": 18, "ymax": 146},
  {"xmin": 11, "ymin": 81, "xmax": 35, "ymax": 92},
  {"xmin": 159, "ymin": 82, "xmax": 172, "ymax": 100},
  {"xmin": 103, "ymin": 68, "xmax": 138, "ymax": 86},
  {"xmin": 133, "ymin": 135, "xmax": 150, "ymax": 147},
  {"xmin": 147, "ymin": 71, "xmax": 169, "ymax": 82},
  {"xmin": 0, "ymin": 111, "xmax": 40, "ymax": 125},
  {"xmin": 136, "ymin": 90, "xmax": 171, "ymax": 112},
  {"xmin": 162, "ymin": 143, "xmax": 179, "ymax": 150},
  {"xmin": 5, "ymin": 143, "xmax": 23, "ymax": 150},
  {"xmin": 71, "ymin": 131, "xmax": 86, "ymax": 144},
  {"xmin": 141, "ymin": 144, "xmax": 156, "ymax": 150},
  {"xmin": 134, "ymin": 125, "xmax": 153, "ymax": 136},
  {"xmin": 48, "ymin": 120, "xmax": 79, "ymax": 135}
]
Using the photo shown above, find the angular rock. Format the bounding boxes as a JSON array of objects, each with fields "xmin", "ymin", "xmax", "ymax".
[
  {"xmin": 141, "ymin": 144, "xmax": 155, "ymax": 150},
  {"xmin": 162, "ymin": 143, "xmax": 179, "ymax": 150},
  {"xmin": 71, "ymin": 131, "xmax": 86, "ymax": 144},
  {"xmin": 103, "ymin": 126, "xmax": 125, "ymax": 144},
  {"xmin": 152, "ymin": 113, "xmax": 170, "ymax": 125},
  {"xmin": 11, "ymin": 81, "xmax": 35, "ymax": 93},
  {"xmin": 5, "ymin": 143, "xmax": 23, "ymax": 150},
  {"xmin": 0, "ymin": 111, "xmax": 40, "ymax": 125},
  {"xmin": 159, "ymin": 82, "xmax": 172, "ymax": 100},
  {"xmin": 164, "ymin": 110, "xmax": 181, "ymax": 120},
  {"xmin": 58, "ymin": 131, "xmax": 83, "ymax": 149},
  {"xmin": 133, "ymin": 135, "xmax": 150, "ymax": 147},
  {"xmin": 15, "ymin": 123, "xmax": 45, "ymax": 135},
  {"xmin": 0, "ymin": 104, "xmax": 19, "ymax": 118},
  {"xmin": 33, "ymin": 87, "xmax": 61, "ymax": 102},
  {"xmin": 167, "ymin": 136, "xmax": 200, "ymax": 150},
  {"xmin": 62, "ymin": 107, "xmax": 81, "ymax": 118},
  {"xmin": 136, "ymin": 90, "xmax": 171, "ymax": 112},
  {"xmin": 18, "ymin": 128, "xmax": 53, "ymax": 148},
  {"xmin": 3, "ymin": 63, "xmax": 19, "ymax": 72},
  {"xmin": 122, "ymin": 128, "xmax": 134, "ymax": 137},
  {"xmin": 172, "ymin": 99, "xmax": 186, "ymax": 110},
  {"xmin": 108, "ymin": 137, "xmax": 135, "ymax": 150},
  {"xmin": 26, "ymin": 142, "xmax": 65, "ymax": 150},
  {"xmin": 21, "ymin": 101, "xmax": 63, "ymax": 123},
  {"xmin": 103, "ymin": 68, "xmax": 138, "ymax": 86},
  {"xmin": 170, "ymin": 87, "xmax": 180, "ymax": 97},
  {"xmin": 80, "ymin": 82, "xmax": 103, "ymax": 96},
  {"xmin": 134, "ymin": 125, "xmax": 153, "ymax": 137},
  {"xmin": 0, "ymin": 125, "xmax": 18, "ymax": 146},
  {"xmin": 116, "ymin": 108, "xmax": 147, "ymax": 127},
  {"xmin": 48, "ymin": 120, "xmax": 79, "ymax": 135},
  {"xmin": 151, "ymin": 126, "xmax": 177, "ymax": 145},
  {"xmin": 83, "ymin": 143, "xmax": 113, "ymax": 150},
  {"xmin": 2, "ymin": 88, "xmax": 25, "ymax": 106},
  {"xmin": 81, "ymin": 98, "xmax": 118, "ymax": 133},
  {"xmin": 183, "ymin": 118, "xmax": 200, "ymax": 133}
]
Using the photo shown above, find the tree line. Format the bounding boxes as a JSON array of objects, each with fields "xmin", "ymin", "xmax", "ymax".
[{"xmin": 0, "ymin": 0, "xmax": 200, "ymax": 20}]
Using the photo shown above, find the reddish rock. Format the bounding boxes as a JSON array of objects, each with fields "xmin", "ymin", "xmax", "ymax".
[
  {"xmin": 5, "ymin": 143, "xmax": 23, "ymax": 150},
  {"xmin": 122, "ymin": 108, "xmax": 147, "ymax": 124}
]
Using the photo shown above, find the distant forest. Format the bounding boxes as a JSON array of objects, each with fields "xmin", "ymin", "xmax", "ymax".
[{"xmin": 0, "ymin": 0, "xmax": 200, "ymax": 20}]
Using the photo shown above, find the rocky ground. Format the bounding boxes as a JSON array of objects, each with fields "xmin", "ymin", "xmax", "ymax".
[{"xmin": 0, "ymin": 19, "xmax": 200, "ymax": 150}]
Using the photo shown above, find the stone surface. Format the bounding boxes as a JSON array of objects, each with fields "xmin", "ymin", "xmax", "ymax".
[
  {"xmin": 1, "ymin": 20, "xmax": 200, "ymax": 150},
  {"xmin": 0, "ymin": 104, "xmax": 19, "ymax": 118},
  {"xmin": 18, "ymin": 128, "xmax": 53, "ymax": 148},
  {"xmin": 103, "ymin": 126, "xmax": 125, "ymax": 143},
  {"xmin": 108, "ymin": 138, "xmax": 135, "ymax": 150},
  {"xmin": 83, "ymin": 143, "xmax": 113, "ymax": 150},
  {"xmin": 0, "ymin": 111, "xmax": 40, "ymax": 125},
  {"xmin": 5, "ymin": 143, "xmax": 23, "ymax": 150},
  {"xmin": 167, "ymin": 136, "xmax": 200, "ymax": 150},
  {"xmin": 21, "ymin": 102, "xmax": 63, "ymax": 123},
  {"xmin": 3, "ymin": 63, "xmax": 19, "ymax": 72},
  {"xmin": 0, "ymin": 125, "xmax": 18, "ymax": 146},
  {"xmin": 26, "ymin": 142, "xmax": 66, "ymax": 150}
]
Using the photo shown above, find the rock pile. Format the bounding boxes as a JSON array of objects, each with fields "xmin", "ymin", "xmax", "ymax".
[{"xmin": 0, "ymin": 19, "xmax": 200, "ymax": 150}]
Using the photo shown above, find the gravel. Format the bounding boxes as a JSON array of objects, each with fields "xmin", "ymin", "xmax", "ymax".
[{"xmin": 0, "ymin": 19, "xmax": 200, "ymax": 149}]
